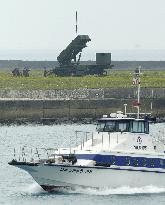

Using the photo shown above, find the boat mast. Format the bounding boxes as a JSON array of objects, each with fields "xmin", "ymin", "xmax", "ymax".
[
  {"xmin": 137, "ymin": 68, "xmax": 140, "ymax": 119},
  {"xmin": 133, "ymin": 66, "xmax": 142, "ymax": 119}
]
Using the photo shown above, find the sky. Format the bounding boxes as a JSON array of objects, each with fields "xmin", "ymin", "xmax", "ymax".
[{"xmin": 0, "ymin": 0, "xmax": 165, "ymax": 60}]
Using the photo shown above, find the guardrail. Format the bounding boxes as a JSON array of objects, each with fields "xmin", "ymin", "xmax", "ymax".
[{"xmin": 12, "ymin": 130, "xmax": 95, "ymax": 162}]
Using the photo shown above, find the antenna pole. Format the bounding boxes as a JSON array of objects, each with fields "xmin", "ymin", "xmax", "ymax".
[
  {"xmin": 76, "ymin": 11, "xmax": 78, "ymax": 36},
  {"xmin": 137, "ymin": 66, "xmax": 141, "ymax": 119},
  {"xmin": 133, "ymin": 66, "xmax": 141, "ymax": 119},
  {"xmin": 137, "ymin": 73, "xmax": 140, "ymax": 119}
]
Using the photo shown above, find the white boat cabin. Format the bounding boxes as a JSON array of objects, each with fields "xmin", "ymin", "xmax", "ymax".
[{"xmin": 97, "ymin": 117, "xmax": 149, "ymax": 134}]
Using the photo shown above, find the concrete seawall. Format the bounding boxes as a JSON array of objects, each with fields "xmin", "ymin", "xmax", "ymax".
[
  {"xmin": 0, "ymin": 88, "xmax": 164, "ymax": 123},
  {"xmin": 0, "ymin": 98, "xmax": 164, "ymax": 123},
  {"xmin": 0, "ymin": 88, "xmax": 164, "ymax": 99}
]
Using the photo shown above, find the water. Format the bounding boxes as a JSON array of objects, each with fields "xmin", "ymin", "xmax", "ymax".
[{"xmin": 1, "ymin": 123, "xmax": 165, "ymax": 205}]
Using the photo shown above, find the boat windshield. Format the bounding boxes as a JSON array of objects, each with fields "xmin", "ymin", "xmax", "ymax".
[
  {"xmin": 131, "ymin": 121, "xmax": 149, "ymax": 133},
  {"xmin": 96, "ymin": 122, "xmax": 105, "ymax": 132},
  {"xmin": 96, "ymin": 120, "xmax": 149, "ymax": 133},
  {"xmin": 104, "ymin": 121, "xmax": 116, "ymax": 132}
]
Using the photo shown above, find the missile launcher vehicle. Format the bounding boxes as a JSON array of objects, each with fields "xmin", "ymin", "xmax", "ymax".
[{"xmin": 45, "ymin": 35, "xmax": 113, "ymax": 76}]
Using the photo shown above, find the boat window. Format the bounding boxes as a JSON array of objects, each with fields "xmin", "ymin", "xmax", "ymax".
[
  {"xmin": 141, "ymin": 158, "xmax": 147, "ymax": 167},
  {"xmin": 160, "ymin": 159, "xmax": 164, "ymax": 166},
  {"xmin": 117, "ymin": 121, "xmax": 130, "ymax": 132},
  {"xmin": 132, "ymin": 121, "xmax": 145, "ymax": 133},
  {"xmin": 96, "ymin": 122, "xmax": 105, "ymax": 132},
  {"xmin": 111, "ymin": 156, "xmax": 116, "ymax": 165},
  {"xmin": 150, "ymin": 159, "xmax": 155, "ymax": 167},
  {"xmin": 104, "ymin": 121, "xmax": 116, "ymax": 132},
  {"xmin": 133, "ymin": 158, "xmax": 139, "ymax": 167},
  {"xmin": 125, "ymin": 157, "xmax": 131, "ymax": 166},
  {"xmin": 144, "ymin": 121, "xmax": 149, "ymax": 134}
]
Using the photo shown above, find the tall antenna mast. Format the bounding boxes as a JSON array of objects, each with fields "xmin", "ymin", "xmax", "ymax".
[
  {"xmin": 137, "ymin": 66, "xmax": 141, "ymax": 119},
  {"xmin": 76, "ymin": 11, "xmax": 78, "ymax": 35},
  {"xmin": 132, "ymin": 66, "xmax": 142, "ymax": 119}
]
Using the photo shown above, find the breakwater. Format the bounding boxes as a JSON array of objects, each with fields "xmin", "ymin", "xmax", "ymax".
[{"xmin": 0, "ymin": 88, "xmax": 164, "ymax": 124}]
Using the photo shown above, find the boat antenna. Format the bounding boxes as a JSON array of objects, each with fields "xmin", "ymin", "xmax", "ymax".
[{"xmin": 132, "ymin": 66, "xmax": 142, "ymax": 119}]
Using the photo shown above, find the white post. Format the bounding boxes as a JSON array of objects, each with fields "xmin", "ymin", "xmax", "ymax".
[
  {"xmin": 150, "ymin": 102, "xmax": 153, "ymax": 113},
  {"xmin": 108, "ymin": 132, "xmax": 111, "ymax": 150},
  {"xmin": 75, "ymin": 131, "xmax": 78, "ymax": 147},
  {"xmin": 134, "ymin": 66, "xmax": 141, "ymax": 119},
  {"xmin": 70, "ymin": 135, "xmax": 71, "ymax": 154},
  {"xmin": 81, "ymin": 135, "xmax": 82, "ymax": 150},
  {"xmin": 86, "ymin": 132, "xmax": 88, "ymax": 142},
  {"xmin": 124, "ymin": 104, "xmax": 127, "ymax": 115},
  {"xmin": 137, "ymin": 81, "xmax": 140, "ymax": 119},
  {"xmin": 14, "ymin": 148, "xmax": 16, "ymax": 160},
  {"xmin": 92, "ymin": 132, "xmax": 94, "ymax": 147},
  {"xmin": 151, "ymin": 89, "xmax": 154, "ymax": 98}
]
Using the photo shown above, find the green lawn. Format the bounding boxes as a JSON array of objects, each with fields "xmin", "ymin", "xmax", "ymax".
[{"xmin": 0, "ymin": 70, "xmax": 164, "ymax": 90}]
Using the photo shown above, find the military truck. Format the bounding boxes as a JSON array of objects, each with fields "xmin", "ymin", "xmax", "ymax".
[{"xmin": 45, "ymin": 35, "xmax": 113, "ymax": 76}]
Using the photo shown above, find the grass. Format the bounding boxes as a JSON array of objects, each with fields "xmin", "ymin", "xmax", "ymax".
[{"xmin": 0, "ymin": 70, "xmax": 164, "ymax": 90}]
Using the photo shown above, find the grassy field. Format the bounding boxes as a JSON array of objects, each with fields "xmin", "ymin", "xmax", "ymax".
[{"xmin": 0, "ymin": 70, "xmax": 165, "ymax": 90}]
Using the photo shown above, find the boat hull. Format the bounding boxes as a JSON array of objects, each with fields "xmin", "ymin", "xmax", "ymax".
[{"xmin": 14, "ymin": 163, "xmax": 165, "ymax": 191}]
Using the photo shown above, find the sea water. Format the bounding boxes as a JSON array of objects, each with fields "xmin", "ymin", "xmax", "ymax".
[{"xmin": 1, "ymin": 123, "xmax": 165, "ymax": 205}]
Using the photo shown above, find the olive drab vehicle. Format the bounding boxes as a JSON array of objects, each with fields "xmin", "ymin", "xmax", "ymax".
[{"xmin": 45, "ymin": 35, "xmax": 113, "ymax": 77}]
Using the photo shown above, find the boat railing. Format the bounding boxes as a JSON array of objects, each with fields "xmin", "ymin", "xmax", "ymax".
[
  {"xmin": 11, "ymin": 131, "xmax": 95, "ymax": 163},
  {"xmin": 73, "ymin": 130, "xmax": 94, "ymax": 150},
  {"xmin": 12, "ymin": 146, "xmax": 59, "ymax": 164}
]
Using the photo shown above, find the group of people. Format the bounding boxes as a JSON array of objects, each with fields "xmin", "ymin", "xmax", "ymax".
[{"xmin": 12, "ymin": 67, "xmax": 30, "ymax": 77}]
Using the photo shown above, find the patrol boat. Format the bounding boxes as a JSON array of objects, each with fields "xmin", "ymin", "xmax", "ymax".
[{"xmin": 9, "ymin": 68, "xmax": 165, "ymax": 191}]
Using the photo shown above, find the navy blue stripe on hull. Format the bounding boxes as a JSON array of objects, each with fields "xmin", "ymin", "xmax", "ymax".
[{"xmin": 75, "ymin": 154, "xmax": 165, "ymax": 169}]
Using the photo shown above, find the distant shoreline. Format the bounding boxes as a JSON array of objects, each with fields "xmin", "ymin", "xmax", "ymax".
[{"xmin": 0, "ymin": 60, "xmax": 165, "ymax": 70}]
